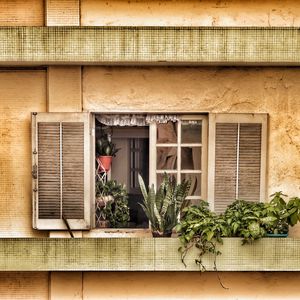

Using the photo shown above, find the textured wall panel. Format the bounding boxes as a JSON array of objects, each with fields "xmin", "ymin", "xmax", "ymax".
[
  {"xmin": 46, "ymin": 0, "xmax": 80, "ymax": 26},
  {"xmin": 0, "ymin": 0, "xmax": 44, "ymax": 26},
  {"xmin": 81, "ymin": 0, "xmax": 300, "ymax": 27},
  {"xmin": 0, "ymin": 272, "xmax": 48, "ymax": 300},
  {"xmin": 83, "ymin": 271, "xmax": 300, "ymax": 300},
  {"xmin": 0, "ymin": 27, "xmax": 300, "ymax": 65},
  {"xmin": 47, "ymin": 66, "xmax": 82, "ymax": 112},
  {"xmin": 0, "ymin": 238, "xmax": 300, "ymax": 271},
  {"xmin": 0, "ymin": 70, "xmax": 47, "ymax": 237}
]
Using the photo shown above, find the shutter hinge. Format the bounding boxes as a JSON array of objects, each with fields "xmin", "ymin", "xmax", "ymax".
[{"xmin": 32, "ymin": 164, "xmax": 38, "ymax": 179}]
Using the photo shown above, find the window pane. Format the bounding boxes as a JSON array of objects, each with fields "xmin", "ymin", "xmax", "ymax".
[
  {"xmin": 157, "ymin": 173, "xmax": 177, "ymax": 188},
  {"xmin": 181, "ymin": 173, "xmax": 201, "ymax": 197},
  {"xmin": 156, "ymin": 147, "xmax": 177, "ymax": 170},
  {"xmin": 157, "ymin": 122, "xmax": 177, "ymax": 143},
  {"xmin": 181, "ymin": 147, "xmax": 201, "ymax": 170},
  {"xmin": 181, "ymin": 120, "xmax": 202, "ymax": 143}
]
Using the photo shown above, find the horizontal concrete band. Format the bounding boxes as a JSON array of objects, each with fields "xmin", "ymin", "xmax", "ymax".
[
  {"xmin": 0, "ymin": 238, "xmax": 299, "ymax": 271},
  {"xmin": 0, "ymin": 27, "xmax": 300, "ymax": 65}
]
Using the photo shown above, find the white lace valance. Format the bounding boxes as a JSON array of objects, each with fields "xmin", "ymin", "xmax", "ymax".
[{"xmin": 96, "ymin": 114, "xmax": 179, "ymax": 126}]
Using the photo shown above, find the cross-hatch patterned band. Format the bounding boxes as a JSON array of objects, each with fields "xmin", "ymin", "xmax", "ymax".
[
  {"xmin": 0, "ymin": 238, "xmax": 298, "ymax": 271},
  {"xmin": 0, "ymin": 27, "xmax": 299, "ymax": 65}
]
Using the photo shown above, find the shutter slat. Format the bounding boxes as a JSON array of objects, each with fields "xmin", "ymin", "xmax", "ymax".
[
  {"xmin": 238, "ymin": 123, "xmax": 262, "ymax": 201},
  {"xmin": 38, "ymin": 122, "xmax": 61, "ymax": 219},
  {"xmin": 214, "ymin": 123, "xmax": 238, "ymax": 213},
  {"xmin": 62, "ymin": 122, "xmax": 84, "ymax": 219}
]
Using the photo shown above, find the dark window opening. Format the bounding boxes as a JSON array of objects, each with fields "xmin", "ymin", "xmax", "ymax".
[{"xmin": 96, "ymin": 118, "xmax": 149, "ymax": 228}]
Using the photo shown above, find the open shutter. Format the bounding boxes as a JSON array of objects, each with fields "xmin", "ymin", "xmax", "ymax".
[
  {"xmin": 208, "ymin": 114, "xmax": 267, "ymax": 213},
  {"xmin": 32, "ymin": 112, "xmax": 91, "ymax": 230}
]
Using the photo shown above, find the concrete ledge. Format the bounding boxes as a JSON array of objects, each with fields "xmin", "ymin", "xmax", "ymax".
[
  {"xmin": 0, "ymin": 238, "xmax": 299, "ymax": 271},
  {"xmin": 0, "ymin": 27, "xmax": 300, "ymax": 65}
]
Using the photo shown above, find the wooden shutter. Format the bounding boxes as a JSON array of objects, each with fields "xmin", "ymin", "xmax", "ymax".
[
  {"xmin": 32, "ymin": 113, "xmax": 91, "ymax": 230},
  {"xmin": 208, "ymin": 114, "xmax": 267, "ymax": 213}
]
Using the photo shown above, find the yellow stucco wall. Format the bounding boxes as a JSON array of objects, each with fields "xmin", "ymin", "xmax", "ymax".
[
  {"xmin": 83, "ymin": 66, "xmax": 300, "ymax": 198},
  {"xmin": 83, "ymin": 272, "xmax": 300, "ymax": 300},
  {"xmin": 81, "ymin": 0, "xmax": 300, "ymax": 26},
  {"xmin": 0, "ymin": 70, "xmax": 47, "ymax": 237},
  {"xmin": 0, "ymin": 272, "xmax": 48, "ymax": 300},
  {"xmin": 0, "ymin": 0, "xmax": 44, "ymax": 26}
]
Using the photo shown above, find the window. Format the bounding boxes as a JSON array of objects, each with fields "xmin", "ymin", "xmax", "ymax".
[
  {"xmin": 32, "ymin": 112, "xmax": 267, "ymax": 230},
  {"xmin": 149, "ymin": 115, "xmax": 208, "ymax": 204}
]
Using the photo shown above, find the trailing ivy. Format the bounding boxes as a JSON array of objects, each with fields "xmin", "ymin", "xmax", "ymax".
[
  {"xmin": 177, "ymin": 192, "xmax": 300, "ymax": 274},
  {"xmin": 176, "ymin": 201, "xmax": 229, "ymax": 271}
]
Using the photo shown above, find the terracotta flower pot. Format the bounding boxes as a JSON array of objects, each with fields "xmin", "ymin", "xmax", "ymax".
[{"xmin": 98, "ymin": 155, "xmax": 112, "ymax": 172}]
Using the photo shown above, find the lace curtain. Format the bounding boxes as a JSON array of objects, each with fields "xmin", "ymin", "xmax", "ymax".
[{"xmin": 96, "ymin": 114, "xmax": 179, "ymax": 126}]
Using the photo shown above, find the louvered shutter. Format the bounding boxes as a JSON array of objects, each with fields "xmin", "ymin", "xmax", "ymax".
[
  {"xmin": 208, "ymin": 114, "xmax": 267, "ymax": 213},
  {"xmin": 32, "ymin": 113, "xmax": 91, "ymax": 230}
]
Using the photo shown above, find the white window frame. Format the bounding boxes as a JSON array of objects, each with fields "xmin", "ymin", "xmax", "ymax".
[{"xmin": 149, "ymin": 115, "xmax": 208, "ymax": 201}]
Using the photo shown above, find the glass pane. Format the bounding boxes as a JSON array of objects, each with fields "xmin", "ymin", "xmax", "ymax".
[
  {"xmin": 181, "ymin": 173, "xmax": 201, "ymax": 197},
  {"xmin": 181, "ymin": 147, "xmax": 201, "ymax": 170},
  {"xmin": 157, "ymin": 122, "xmax": 177, "ymax": 143},
  {"xmin": 156, "ymin": 147, "xmax": 177, "ymax": 170},
  {"xmin": 157, "ymin": 173, "xmax": 177, "ymax": 188},
  {"xmin": 181, "ymin": 120, "xmax": 202, "ymax": 143}
]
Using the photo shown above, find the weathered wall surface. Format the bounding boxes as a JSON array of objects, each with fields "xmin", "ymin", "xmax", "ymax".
[
  {"xmin": 83, "ymin": 271, "xmax": 300, "ymax": 299},
  {"xmin": 83, "ymin": 66, "xmax": 300, "ymax": 198},
  {"xmin": 0, "ymin": 0, "xmax": 44, "ymax": 26},
  {"xmin": 0, "ymin": 70, "xmax": 47, "ymax": 237},
  {"xmin": 0, "ymin": 272, "xmax": 48, "ymax": 300},
  {"xmin": 81, "ymin": 0, "xmax": 300, "ymax": 26}
]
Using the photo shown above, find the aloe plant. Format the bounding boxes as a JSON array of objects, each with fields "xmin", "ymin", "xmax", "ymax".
[{"xmin": 138, "ymin": 173, "xmax": 190, "ymax": 237}]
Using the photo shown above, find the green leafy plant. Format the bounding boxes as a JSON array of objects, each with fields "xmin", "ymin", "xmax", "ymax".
[
  {"xmin": 224, "ymin": 200, "xmax": 267, "ymax": 243},
  {"xmin": 96, "ymin": 135, "xmax": 120, "ymax": 157},
  {"xmin": 286, "ymin": 196, "xmax": 300, "ymax": 226},
  {"xmin": 176, "ymin": 192, "xmax": 300, "ymax": 282},
  {"xmin": 95, "ymin": 180, "xmax": 130, "ymax": 228},
  {"xmin": 262, "ymin": 192, "xmax": 300, "ymax": 234},
  {"xmin": 138, "ymin": 173, "xmax": 190, "ymax": 237},
  {"xmin": 176, "ymin": 201, "xmax": 229, "ymax": 271},
  {"xmin": 262, "ymin": 192, "xmax": 289, "ymax": 234}
]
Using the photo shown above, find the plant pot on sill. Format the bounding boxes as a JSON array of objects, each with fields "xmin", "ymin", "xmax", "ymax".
[
  {"xmin": 266, "ymin": 232, "xmax": 288, "ymax": 238},
  {"xmin": 97, "ymin": 155, "xmax": 112, "ymax": 172},
  {"xmin": 152, "ymin": 231, "xmax": 172, "ymax": 238},
  {"xmin": 97, "ymin": 220, "xmax": 110, "ymax": 228}
]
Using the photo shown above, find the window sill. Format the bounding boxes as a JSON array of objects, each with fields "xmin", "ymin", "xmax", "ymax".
[
  {"xmin": 83, "ymin": 228, "xmax": 152, "ymax": 238},
  {"xmin": 0, "ymin": 237, "xmax": 299, "ymax": 271}
]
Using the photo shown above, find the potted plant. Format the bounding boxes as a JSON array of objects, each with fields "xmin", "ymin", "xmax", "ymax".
[
  {"xmin": 95, "ymin": 180, "xmax": 130, "ymax": 228},
  {"xmin": 138, "ymin": 173, "xmax": 190, "ymax": 237},
  {"xmin": 262, "ymin": 192, "xmax": 300, "ymax": 237},
  {"xmin": 96, "ymin": 134, "xmax": 120, "ymax": 172}
]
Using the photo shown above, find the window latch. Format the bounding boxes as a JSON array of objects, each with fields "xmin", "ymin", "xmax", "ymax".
[{"xmin": 32, "ymin": 164, "xmax": 37, "ymax": 179}]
